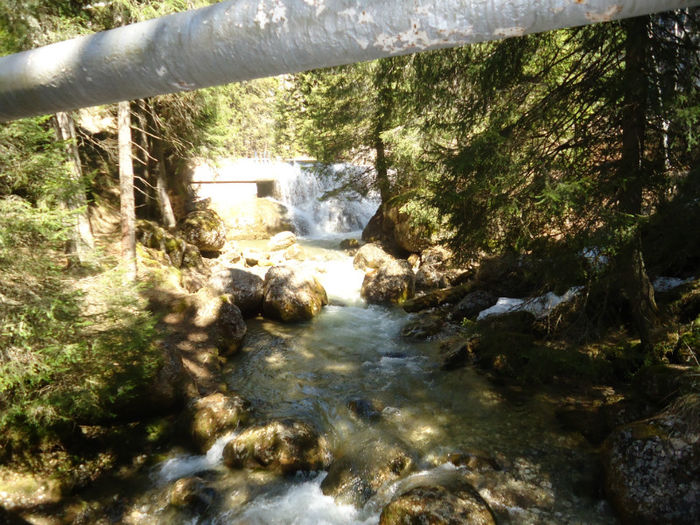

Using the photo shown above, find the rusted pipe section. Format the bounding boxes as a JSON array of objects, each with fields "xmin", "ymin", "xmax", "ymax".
[{"xmin": 0, "ymin": 0, "xmax": 697, "ymax": 121}]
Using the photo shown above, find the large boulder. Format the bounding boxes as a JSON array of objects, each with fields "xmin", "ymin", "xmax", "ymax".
[
  {"xmin": 602, "ymin": 393, "xmax": 700, "ymax": 524},
  {"xmin": 353, "ymin": 243, "xmax": 395, "ymax": 272},
  {"xmin": 191, "ymin": 289, "xmax": 247, "ymax": 354},
  {"xmin": 362, "ymin": 203, "xmax": 439, "ymax": 255},
  {"xmin": 361, "ymin": 259, "xmax": 415, "ymax": 305},
  {"xmin": 321, "ymin": 438, "xmax": 414, "ymax": 507},
  {"xmin": 190, "ymin": 392, "xmax": 250, "ymax": 452},
  {"xmin": 216, "ymin": 300, "xmax": 247, "ymax": 355},
  {"xmin": 268, "ymin": 231, "xmax": 297, "ymax": 251},
  {"xmin": 415, "ymin": 246, "xmax": 466, "ymax": 290},
  {"xmin": 137, "ymin": 220, "xmax": 204, "ymax": 270},
  {"xmin": 222, "ymin": 419, "xmax": 331, "ymax": 474},
  {"xmin": 179, "ymin": 209, "xmax": 227, "ymax": 252},
  {"xmin": 379, "ymin": 481, "xmax": 496, "ymax": 525},
  {"xmin": 262, "ymin": 265, "xmax": 328, "ymax": 322},
  {"xmin": 209, "ymin": 268, "xmax": 264, "ymax": 318}
]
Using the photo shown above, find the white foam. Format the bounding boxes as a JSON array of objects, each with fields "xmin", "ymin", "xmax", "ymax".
[
  {"xmin": 157, "ymin": 432, "xmax": 235, "ymax": 483},
  {"xmin": 221, "ymin": 473, "xmax": 379, "ymax": 525}
]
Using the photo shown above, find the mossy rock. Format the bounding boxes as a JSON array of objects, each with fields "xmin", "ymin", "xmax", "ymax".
[
  {"xmin": 179, "ymin": 209, "xmax": 227, "ymax": 252},
  {"xmin": 380, "ymin": 482, "xmax": 496, "ymax": 525},
  {"xmin": 222, "ymin": 419, "xmax": 331, "ymax": 474},
  {"xmin": 136, "ymin": 220, "xmax": 203, "ymax": 270}
]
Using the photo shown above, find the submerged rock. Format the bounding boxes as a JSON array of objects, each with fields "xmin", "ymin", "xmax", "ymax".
[
  {"xmin": 268, "ymin": 231, "xmax": 297, "ymax": 251},
  {"xmin": 347, "ymin": 398, "xmax": 384, "ymax": 422},
  {"xmin": 401, "ymin": 313, "xmax": 445, "ymax": 340},
  {"xmin": 222, "ymin": 419, "xmax": 331, "ymax": 474},
  {"xmin": 190, "ymin": 392, "xmax": 250, "ymax": 451},
  {"xmin": 321, "ymin": 439, "xmax": 414, "ymax": 507},
  {"xmin": 379, "ymin": 481, "xmax": 496, "ymax": 525},
  {"xmin": 179, "ymin": 209, "xmax": 227, "ymax": 253},
  {"xmin": 262, "ymin": 265, "xmax": 328, "ymax": 322},
  {"xmin": 361, "ymin": 259, "xmax": 415, "ymax": 305},
  {"xmin": 169, "ymin": 477, "xmax": 216, "ymax": 509},
  {"xmin": 603, "ymin": 393, "xmax": 700, "ymax": 524},
  {"xmin": 440, "ymin": 337, "xmax": 480, "ymax": 371}
]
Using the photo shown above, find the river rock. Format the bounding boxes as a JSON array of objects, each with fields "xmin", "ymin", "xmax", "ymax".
[
  {"xmin": 190, "ymin": 289, "xmax": 247, "ymax": 354},
  {"xmin": 210, "ymin": 268, "xmax": 264, "ymax": 318},
  {"xmin": 402, "ymin": 283, "xmax": 474, "ymax": 313},
  {"xmin": 284, "ymin": 243, "xmax": 305, "ymax": 261},
  {"xmin": 190, "ymin": 392, "xmax": 250, "ymax": 451},
  {"xmin": 262, "ymin": 265, "xmax": 328, "ymax": 322},
  {"xmin": 602, "ymin": 393, "xmax": 700, "ymax": 524},
  {"xmin": 179, "ymin": 209, "xmax": 227, "ymax": 253},
  {"xmin": 379, "ymin": 482, "xmax": 496, "ymax": 525},
  {"xmin": 440, "ymin": 336, "xmax": 480, "ymax": 371},
  {"xmin": 361, "ymin": 259, "xmax": 415, "ymax": 305},
  {"xmin": 353, "ymin": 242, "xmax": 395, "ymax": 272},
  {"xmin": 268, "ymin": 231, "xmax": 297, "ymax": 251},
  {"xmin": 347, "ymin": 398, "xmax": 384, "ymax": 422},
  {"xmin": 169, "ymin": 477, "xmax": 215, "ymax": 509},
  {"xmin": 216, "ymin": 300, "xmax": 247, "ymax": 355},
  {"xmin": 321, "ymin": 439, "xmax": 414, "ymax": 507},
  {"xmin": 401, "ymin": 313, "xmax": 445, "ymax": 340},
  {"xmin": 415, "ymin": 246, "xmax": 464, "ymax": 290},
  {"xmin": 222, "ymin": 419, "xmax": 331, "ymax": 474},
  {"xmin": 451, "ymin": 290, "xmax": 498, "ymax": 321},
  {"xmin": 339, "ymin": 238, "xmax": 360, "ymax": 251}
]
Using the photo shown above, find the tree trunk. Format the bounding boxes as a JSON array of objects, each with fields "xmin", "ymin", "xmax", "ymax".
[
  {"xmin": 53, "ymin": 111, "xmax": 94, "ymax": 265},
  {"xmin": 617, "ymin": 16, "xmax": 658, "ymax": 352},
  {"xmin": 118, "ymin": 100, "xmax": 137, "ymax": 280},
  {"xmin": 374, "ymin": 133, "xmax": 391, "ymax": 204},
  {"xmin": 147, "ymin": 99, "xmax": 177, "ymax": 230}
]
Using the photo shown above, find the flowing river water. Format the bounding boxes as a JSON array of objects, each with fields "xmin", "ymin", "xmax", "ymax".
[
  {"xmin": 125, "ymin": 237, "xmax": 614, "ymax": 525},
  {"xmin": 122, "ymin": 162, "xmax": 618, "ymax": 523}
]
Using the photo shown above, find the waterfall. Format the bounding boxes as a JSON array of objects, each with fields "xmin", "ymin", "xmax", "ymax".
[
  {"xmin": 273, "ymin": 162, "xmax": 379, "ymax": 238},
  {"xmin": 192, "ymin": 159, "xmax": 379, "ymax": 239}
]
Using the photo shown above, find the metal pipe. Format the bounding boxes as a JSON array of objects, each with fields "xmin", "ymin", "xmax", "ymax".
[{"xmin": 0, "ymin": 0, "xmax": 697, "ymax": 121}]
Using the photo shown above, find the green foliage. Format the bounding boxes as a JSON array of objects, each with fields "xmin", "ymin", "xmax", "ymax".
[
  {"xmin": 0, "ymin": 196, "xmax": 160, "ymax": 458},
  {"xmin": 0, "ymin": 117, "xmax": 72, "ymax": 204}
]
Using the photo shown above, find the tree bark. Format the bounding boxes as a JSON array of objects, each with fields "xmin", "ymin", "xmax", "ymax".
[
  {"xmin": 53, "ymin": 111, "xmax": 94, "ymax": 265},
  {"xmin": 147, "ymin": 99, "xmax": 177, "ymax": 230},
  {"xmin": 118, "ymin": 100, "xmax": 137, "ymax": 280},
  {"xmin": 617, "ymin": 16, "xmax": 658, "ymax": 352}
]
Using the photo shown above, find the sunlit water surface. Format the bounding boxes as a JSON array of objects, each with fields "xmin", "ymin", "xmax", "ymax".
[{"xmin": 132, "ymin": 238, "xmax": 616, "ymax": 525}]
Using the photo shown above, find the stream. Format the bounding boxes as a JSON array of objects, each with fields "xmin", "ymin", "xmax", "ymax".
[
  {"xmin": 125, "ymin": 162, "xmax": 617, "ymax": 523},
  {"xmin": 123, "ymin": 236, "xmax": 614, "ymax": 524}
]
